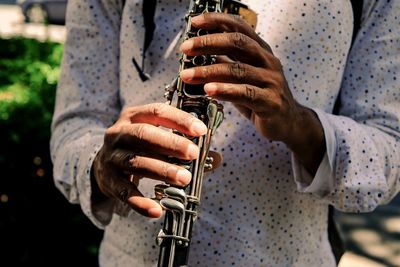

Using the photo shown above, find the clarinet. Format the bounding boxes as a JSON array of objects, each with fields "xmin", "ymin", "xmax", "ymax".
[{"xmin": 153, "ymin": 1, "xmax": 225, "ymax": 266}]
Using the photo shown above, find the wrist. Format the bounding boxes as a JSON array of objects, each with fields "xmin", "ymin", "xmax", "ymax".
[
  {"xmin": 285, "ymin": 105, "xmax": 326, "ymax": 176},
  {"xmin": 91, "ymin": 152, "xmax": 110, "ymax": 204}
]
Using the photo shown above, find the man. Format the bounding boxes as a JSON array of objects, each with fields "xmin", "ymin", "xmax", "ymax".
[{"xmin": 51, "ymin": 0, "xmax": 400, "ymax": 266}]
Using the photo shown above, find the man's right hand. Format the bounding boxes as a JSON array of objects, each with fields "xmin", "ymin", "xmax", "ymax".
[{"xmin": 92, "ymin": 103, "xmax": 208, "ymax": 218}]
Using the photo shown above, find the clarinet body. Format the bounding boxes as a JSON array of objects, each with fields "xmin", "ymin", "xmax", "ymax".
[{"xmin": 154, "ymin": 1, "xmax": 225, "ymax": 266}]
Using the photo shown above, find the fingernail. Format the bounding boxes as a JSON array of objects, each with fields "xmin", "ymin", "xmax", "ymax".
[
  {"xmin": 177, "ymin": 169, "xmax": 192, "ymax": 185},
  {"xmin": 204, "ymin": 83, "xmax": 217, "ymax": 96},
  {"xmin": 191, "ymin": 121, "xmax": 207, "ymax": 135},
  {"xmin": 180, "ymin": 69, "xmax": 195, "ymax": 81},
  {"xmin": 148, "ymin": 207, "xmax": 162, "ymax": 218},
  {"xmin": 187, "ymin": 143, "xmax": 199, "ymax": 159},
  {"xmin": 180, "ymin": 39, "xmax": 194, "ymax": 52}
]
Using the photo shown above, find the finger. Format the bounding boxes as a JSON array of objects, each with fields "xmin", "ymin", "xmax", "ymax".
[
  {"xmin": 101, "ymin": 171, "xmax": 162, "ymax": 218},
  {"xmin": 110, "ymin": 149, "xmax": 192, "ymax": 187},
  {"xmin": 180, "ymin": 32, "xmax": 271, "ymax": 67},
  {"xmin": 215, "ymin": 55, "xmax": 235, "ymax": 64},
  {"xmin": 121, "ymin": 103, "xmax": 207, "ymax": 137},
  {"xmin": 204, "ymin": 82, "xmax": 278, "ymax": 113},
  {"xmin": 180, "ymin": 63, "xmax": 268, "ymax": 88},
  {"xmin": 108, "ymin": 123, "xmax": 200, "ymax": 161},
  {"xmin": 191, "ymin": 13, "xmax": 273, "ymax": 53},
  {"xmin": 117, "ymin": 179, "xmax": 163, "ymax": 218},
  {"xmin": 128, "ymin": 196, "xmax": 163, "ymax": 218}
]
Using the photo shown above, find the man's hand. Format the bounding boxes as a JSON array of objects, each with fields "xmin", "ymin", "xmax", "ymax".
[
  {"xmin": 92, "ymin": 103, "xmax": 208, "ymax": 218},
  {"xmin": 180, "ymin": 13, "xmax": 326, "ymax": 178}
]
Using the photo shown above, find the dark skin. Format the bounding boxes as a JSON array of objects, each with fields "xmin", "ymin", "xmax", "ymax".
[{"xmin": 92, "ymin": 13, "xmax": 326, "ymax": 218}]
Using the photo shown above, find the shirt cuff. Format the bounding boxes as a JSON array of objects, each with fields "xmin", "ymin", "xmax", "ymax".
[{"xmin": 292, "ymin": 108, "xmax": 337, "ymax": 197}]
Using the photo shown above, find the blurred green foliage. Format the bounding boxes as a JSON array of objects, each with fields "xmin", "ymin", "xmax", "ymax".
[
  {"xmin": 0, "ymin": 37, "xmax": 62, "ymax": 145},
  {"xmin": 0, "ymin": 37, "xmax": 102, "ymax": 266}
]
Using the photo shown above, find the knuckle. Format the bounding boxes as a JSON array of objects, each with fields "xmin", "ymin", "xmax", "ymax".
[
  {"xmin": 115, "ymin": 185, "xmax": 131, "ymax": 203},
  {"xmin": 161, "ymin": 162, "xmax": 169, "ymax": 180},
  {"xmin": 231, "ymin": 32, "xmax": 246, "ymax": 50},
  {"xmin": 149, "ymin": 102, "xmax": 168, "ymax": 118},
  {"xmin": 200, "ymin": 34, "xmax": 211, "ymax": 48},
  {"xmin": 133, "ymin": 124, "xmax": 148, "ymax": 141},
  {"xmin": 201, "ymin": 65, "xmax": 212, "ymax": 79},
  {"xmin": 129, "ymin": 154, "xmax": 141, "ymax": 170},
  {"xmin": 244, "ymin": 85, "xmax": 257, "ymax": 101},
  {"xmin": 229, "ymin": 63, "xmax": 247, "ymax": 81},
  {"xmin": 168, "ymin": 134, "xmax": 181, "ymax": 154}
]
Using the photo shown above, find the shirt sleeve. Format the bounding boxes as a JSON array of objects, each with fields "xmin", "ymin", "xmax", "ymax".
[
  {"xmin": 292, "ymin": 109, "xmax": 336, "ymax": 196},
  {"xmin": 293, "ymin": 0, "xmax": 400, "ymax": 213},
  {"xmin": 50, "ymin": 0, "xmax": 124, "ymax": 228}
]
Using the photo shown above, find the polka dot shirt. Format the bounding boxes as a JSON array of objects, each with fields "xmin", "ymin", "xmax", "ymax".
[{"xmin": 50, "ymin": 0, "xmax": 400, "ymax": 266}]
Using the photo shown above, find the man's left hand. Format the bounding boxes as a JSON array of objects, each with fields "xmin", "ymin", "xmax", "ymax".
[{"xmin": 180, "ymin": 13, "xmax": 326, "ymax": 178}]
